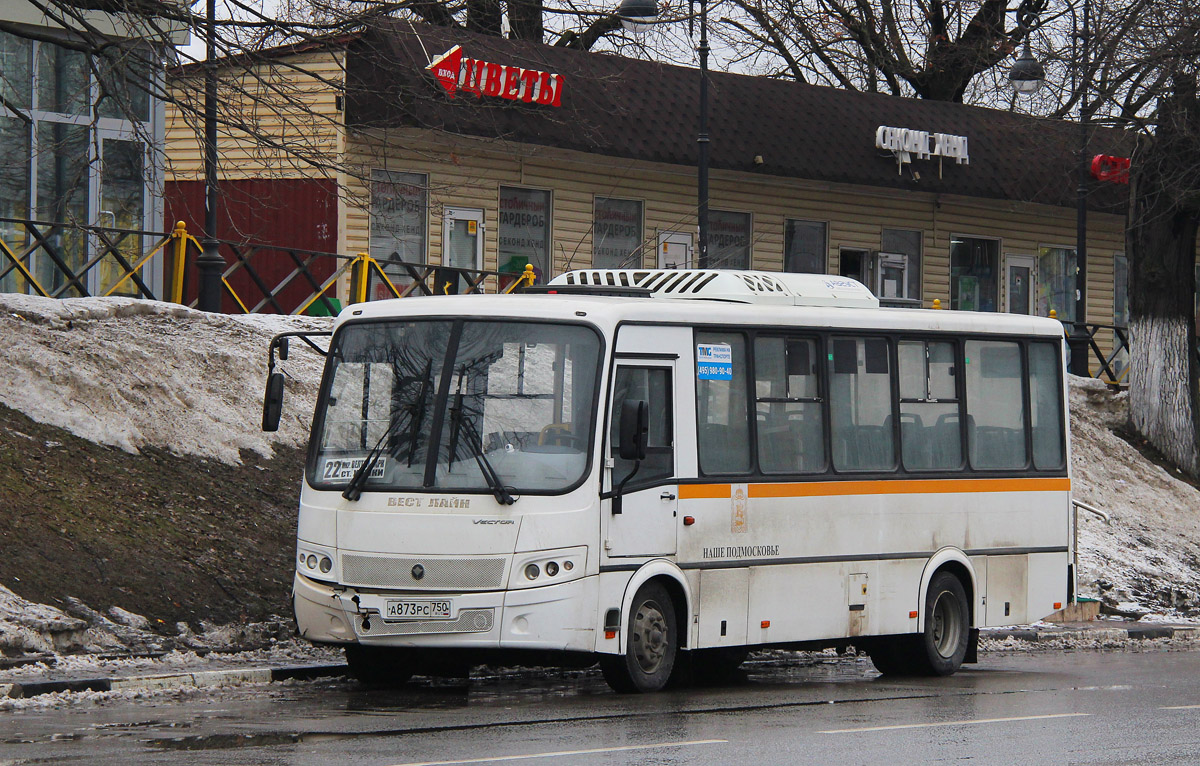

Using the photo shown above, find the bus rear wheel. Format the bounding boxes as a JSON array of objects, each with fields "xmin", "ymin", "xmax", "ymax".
[
  {"xmin": 600, "ymin": 582, "xmax": 678, "ymax": 693},
  {"xmin": 911, "ymin": 571, "xmax": 970, "ymax": 676},
  {"xmin": 344, "ymin": 644, "xmax": 415, "ymax": 687}
]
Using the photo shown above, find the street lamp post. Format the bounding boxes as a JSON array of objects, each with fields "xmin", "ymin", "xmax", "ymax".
[
  {"xmin": 1072, "ymin": 0, "xmax": 1093, "ymax": 377},
  {"xmin": 618, "ymin": 0, "xmax": 709, "ymax": 268},
  {"xmin": 196, "ymin": 0, "xmax": 224, "ymax": 312},
  {"xmin": 1007, "ymin": 9, "xmax": 1091, "ymax": 376}
]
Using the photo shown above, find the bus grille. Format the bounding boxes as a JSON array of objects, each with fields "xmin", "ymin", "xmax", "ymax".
[{"xmin": 341, "ymin": 554, "xmax": 507, "ymax": 590}]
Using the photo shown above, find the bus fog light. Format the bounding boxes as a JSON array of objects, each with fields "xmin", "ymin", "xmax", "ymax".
[
  {"xmin": 563, "ymin": 560, "xmax": 574, "ymax": 571},
  {"xmin": 306, "ymin": 554, "xmax": 318, "ymax": 569},
  {"xmin": 319, "ymin": 556, "xmax": 332, "ymax": 573},
  {"xmin": 525, "ymin": 564, "xmax": 540, "ymax": 580},
  {"xmin": 545, "ymin": 561, "xmax": 559, "ymax": 577}
]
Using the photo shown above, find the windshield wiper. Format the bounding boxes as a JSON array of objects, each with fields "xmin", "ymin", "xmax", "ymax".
[
  {"xmin": 341, "ymin": 420, "xmax": 399, "ymax": 502},
  {"xmin": 342, "ymin": 362, "xmax": 433, "ymax": 502},
  {"xmin": 447, "ymin": 397, "xmax": 514, "ymax": 505}
]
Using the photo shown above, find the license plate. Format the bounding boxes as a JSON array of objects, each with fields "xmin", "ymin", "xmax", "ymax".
[{"xmin": 385, "ymin": 599, "xmax": 453, "ymax": 620}]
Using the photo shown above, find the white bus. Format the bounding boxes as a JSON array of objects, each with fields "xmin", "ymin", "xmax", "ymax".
[{"xmin": 264, "ymin": 269, "xmax": 1072, "ymax": 693}]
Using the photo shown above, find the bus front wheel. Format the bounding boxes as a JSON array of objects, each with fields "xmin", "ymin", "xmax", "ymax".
[
  {"xmin": 912, "ymin": 571, "xmax": 970, "ymax": 676},
  {"xmin": 345, "ymin": 644, "xmax": 414, "ymax": 687},
  {"xmin": 600, "ymin": 582, "xmax": 678, "ymax": 693}
]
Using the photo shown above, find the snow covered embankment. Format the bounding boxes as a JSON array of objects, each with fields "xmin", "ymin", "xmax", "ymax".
[
  {"xmin": 0, "ymin": 294, "xmax": 328, "ymax": 464},
  {"xmin": 1069, "ymin": 377, "xmax": 1200, "ymax": 618}
]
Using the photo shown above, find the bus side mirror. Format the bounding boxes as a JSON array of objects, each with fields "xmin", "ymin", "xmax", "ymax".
[
  {"xmin": 277, "ymin": 337, "xmax": 289, "ymax": 361},
  {"xmin": 618, "ymin": 399, "xmax": 649, "ymax": 461},
  {"xmin": 262, "ymin": 372, "xmax": 285, "ymax": 432}
]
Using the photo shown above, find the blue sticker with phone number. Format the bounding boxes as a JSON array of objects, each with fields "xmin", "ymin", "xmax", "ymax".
[{"xmin": 697, "ymin": 343, "xmax": 733, "ymax": 380}]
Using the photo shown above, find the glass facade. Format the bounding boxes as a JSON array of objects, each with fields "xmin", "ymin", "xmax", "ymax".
[{"xmin": 0, "ymin": 29, "xmax": 158, "ymax": 296}]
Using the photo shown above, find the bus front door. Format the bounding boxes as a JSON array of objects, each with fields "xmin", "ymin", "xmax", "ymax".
[{"xmin": 605, "ymin": 362, "xmax": 678, "ymax": 557}]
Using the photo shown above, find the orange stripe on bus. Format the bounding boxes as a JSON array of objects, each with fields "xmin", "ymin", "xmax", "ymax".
[
  {"xmin": 678, "ymin": 477, "xmax": 1069, "ymax": 500},
  {"xmin": 679, "ymin": 484, "xmax": 733, "ymax": 499}
]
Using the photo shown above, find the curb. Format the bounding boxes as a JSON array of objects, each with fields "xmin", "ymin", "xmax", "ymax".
[
  {"xmin": 2, "ymin": 663, "xmax": 347, "ymax": 700},
  {"xmin": 982, "ymin": 625, "xmax": 1200, "ymax": 643},
  {"xmin": 5, "ymin": 626, "xmax": 1199, "ymax": 699}
]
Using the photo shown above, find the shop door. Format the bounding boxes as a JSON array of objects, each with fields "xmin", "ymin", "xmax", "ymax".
[
  {"xmin": 840, "ymin": 247, "xmax": 870, "ymax": 285},
  {"xmin": 1005, "ymin": 254, "xmax": 1037, "ymax": 315},
  {"xmin": 657, "ymin": 230, "xmax": 693, "ymax": 269},
  {"xmin": 95, "ymin": 132, "xmax": 151, "ymax": 297},
  {"xmin": 444, "ymin": 207, "xmax": 484, "ymax": 272},
  {"xmin": 604, "ymin": 361, "xmax": 678, "ymax": 557}
]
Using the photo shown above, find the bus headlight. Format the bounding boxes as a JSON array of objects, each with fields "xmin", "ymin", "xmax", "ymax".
[
  {"xmin": 297, "ymin": 544, "xmax": 338, "ymax": 582},
  {"xmin": 509, "ymin": 547, "xmax": 587, "ymax": 589}
]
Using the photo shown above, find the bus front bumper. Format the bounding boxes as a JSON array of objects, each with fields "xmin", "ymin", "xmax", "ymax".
[{"xmin": 292, "ymin": 571, "xmax": 596, "ymax": 652}]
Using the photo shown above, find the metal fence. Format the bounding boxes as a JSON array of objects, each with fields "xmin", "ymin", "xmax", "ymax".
[
  {"xmin": 1, "ymin": 218, "xmax": 536, "ymax": 314},
  {"xmin": 5, "ymin": 217, "xmax": 1192, "ymax": 385}
]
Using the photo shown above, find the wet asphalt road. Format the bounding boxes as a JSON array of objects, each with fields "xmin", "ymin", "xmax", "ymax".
[{"xmin": 4, "ymin": 649, "xmax": 1200, "ymax": 765}]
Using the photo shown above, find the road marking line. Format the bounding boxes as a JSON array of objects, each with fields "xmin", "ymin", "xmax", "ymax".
[
  {"xmin": 1160, "ymin": 705, "xmax": 1200, "ymax": 710},
  {"xmin": 820, "ymin": 712, "xmax": 1090, "ymax": 734},
  {"xmin": 386, "ymin": 739, "xmax": 727, "ymax": 766}
]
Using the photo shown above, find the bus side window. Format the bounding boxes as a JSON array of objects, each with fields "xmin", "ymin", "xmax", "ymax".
[
  {"xmin": 1028, "ymin": 342, "xmax": 1065, "ymax": 470},
  {"xmin": 696, "ymin": 332, "xmax": 752, "ymax": 475},
  {"xmin": 965, "ymin": 339, "xmax": 1028, "ymax": 469},
  {"xmin": 898, "ymin": 340, "xmax": 962, "ymax": 470},
  {"xmin": 830, "ymin": 337, "xmax": 895, "ymax": 471},
  {"xmin": 754, "ymin": 336, "xmax": 825, "ymax": 474},
  {"xmin": 610, "ymin": 366, "xmax": 674, "ymax": 486}
]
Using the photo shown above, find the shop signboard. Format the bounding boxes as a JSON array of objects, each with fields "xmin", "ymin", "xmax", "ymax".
[
  {"xmin": 427, "ymin": 45, "xmax": 564, "ymax": 107},
  {"xmin": 875, "ymin": 125, "xmax": 970, "ymax": 166}
]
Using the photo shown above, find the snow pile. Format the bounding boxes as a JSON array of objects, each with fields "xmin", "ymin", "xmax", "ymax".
[
  {"xmin": 0, "ymin": 295, "xmax": 329, "ymax": 464},
  {"xmin": 1069, "ymin": 376, "xmax": 1200, "ymax": 615},
  {"xmin": 0, "ymin": 584, "xmax": 301, "ymax": 657}
]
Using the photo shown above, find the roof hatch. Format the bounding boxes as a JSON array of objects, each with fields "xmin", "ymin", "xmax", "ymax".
[{"xmin": 549, "ymin": 269, "xmax": 880, "ymax": 308}]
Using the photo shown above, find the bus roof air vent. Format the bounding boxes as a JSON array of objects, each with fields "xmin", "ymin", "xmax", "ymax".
[{"xmin": 550, "ymin": 270, "xmax": 880, "ymax": 308}]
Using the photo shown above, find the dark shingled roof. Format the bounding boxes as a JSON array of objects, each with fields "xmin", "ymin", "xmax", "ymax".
[{"xmin": 346, "ymin": 21, "xmax": 1129, "ymax": 213}]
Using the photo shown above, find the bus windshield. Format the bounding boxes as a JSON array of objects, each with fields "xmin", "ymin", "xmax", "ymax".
[{"xmin": 308, "ymin": 319, "xmax": 602, "ymax": 495}]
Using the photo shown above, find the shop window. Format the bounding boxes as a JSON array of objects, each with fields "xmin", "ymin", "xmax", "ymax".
[
  {"xmin": 1038, "ymin": 246, "xmax": 1078, "ymax": 322},
  {"xmin": 965, "ymin": 339, "xmax": 1027, "ymax": 469},
  {"xmin": 882, "ymin": 228, "xmax": 922, "ymax": 301},
  {"xmin": 950, "ymin": 236, "xmax": 999, "ymax": 312},
  {"xmin": 593, "ymin": 196, "xmax": 643, "ymax": 269},
  {"xmin": 369, "ymin": 170, "xmax": 426, "ymax": 298},
  {"xmin": 696, "ymin": 331, "xmax": 751, "ymax": 474},
  {"xmin": 499, "ymin": 186, "xmax": 551, "ymax": 281},
  {"xmin": 830, "ymin": 337, "xmax": 895, "ymax": 471},
  {"xmin": 898, "ymin": 340, "xmax": 961, "ymax": 470},
  {"xmin": 708, "ymin": 210, "xmax": 751, "ymax": 270},
  {"xmin": 754, "ymin": 336, "xmax": 825, "ymax": 473},
  {"xmin": 784, "ymin": 219, "xmax": 826, "ymax": 273}
]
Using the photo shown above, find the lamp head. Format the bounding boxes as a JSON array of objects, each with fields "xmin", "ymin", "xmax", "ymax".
[
  {"xmin": 1008, "ymin": 44, "xmax": 1046, "ymax": 96},
  {"xmin": 616, "ymin": 0, "xmax": 659, "ymax": 34}
]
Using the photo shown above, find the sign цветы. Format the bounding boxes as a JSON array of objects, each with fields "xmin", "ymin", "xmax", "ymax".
[{"xmin": 427, "ymin": 46, "xmax": 564, "ymax": 107}]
